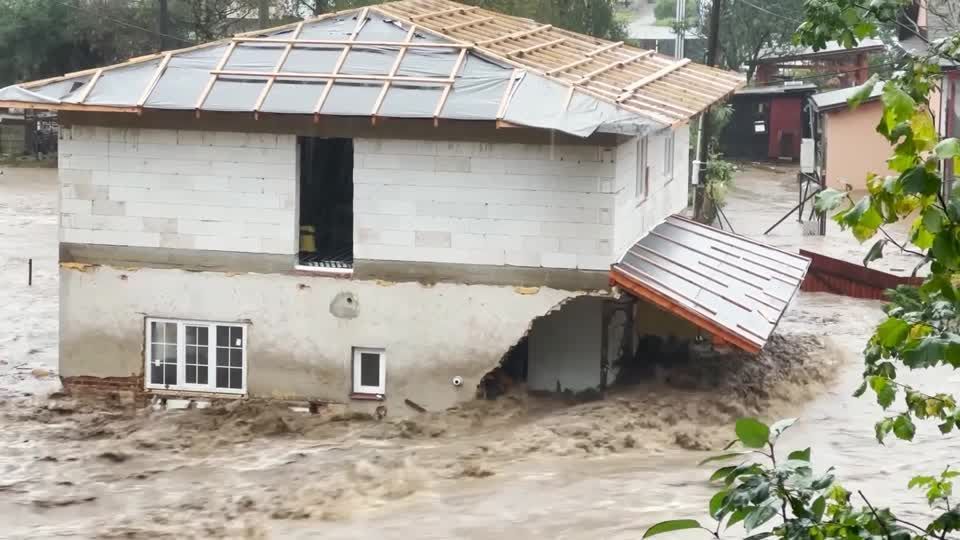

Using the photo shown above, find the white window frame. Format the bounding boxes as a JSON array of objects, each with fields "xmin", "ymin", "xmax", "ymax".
[
  {"xmin": 663, "ymin": 133, "xmax": 676, "ymax": 182},
  {"xmin": 635, "ymin": 136, "xmax": 649, "ymax": 201},
  {"xmin": 352, "ymin": 347, "xmax": 386, "ymax": 395},
  {"xmin": 145, "ymin": 317, "xmax": 248, "ymax": 395}
]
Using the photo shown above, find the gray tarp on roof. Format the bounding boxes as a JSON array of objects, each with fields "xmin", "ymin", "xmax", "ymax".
[
  {"xmin": 611, "ymin": 215, "xmax": 810, "ymax": 353},
  {"xmin": 0, "ymin": 10, "xmax": 663, "ymax": 137}
]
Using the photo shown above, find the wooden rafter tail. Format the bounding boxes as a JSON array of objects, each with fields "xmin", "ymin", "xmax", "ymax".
[
  {"xmin": 434, "ymin": 47, "xmax": 467, "ymax": 118},
  {"xmin": 136, "ymin": 53, "xmax": 173, "ymax": 112},
  {"xmin": 232, "ymin": 37, "xmax": 469, "ymax": 49},
  {"xmin": 313, "ymin": 7, "xmax": 369, "ymax": 122},
  {"xmin": 617, "ymin": 58, "xmax": 692, "ymax": 102},
  {"xmin": 196, "ymin": 41, "xmax": 237, "ymax": 114},
  {"xmin": 371, "ymin": 24, "xmax": 417, "ymax": 122},
  {"xmin": 479, "ymin": 24, "xmax": 552, "ymax": 46},
  {"xmin": 411, "ymin": 5, "xmax": 479, "ymax": 21},
  {"xmin": 253, "ymin": 21, "xmax": 305, "ymax": 120},
  {"xmin": 76, "ymin": 69, "xmax": 104, "ymax": 104}
]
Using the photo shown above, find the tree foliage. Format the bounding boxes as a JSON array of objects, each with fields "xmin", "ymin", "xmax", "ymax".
[
  {"xmin": 647, "ymin": 1, "xmax": 960, "ymax": 538},
  {"xmin": 710, "ymin": 0, "xmax": 806, "ymax": 81}
]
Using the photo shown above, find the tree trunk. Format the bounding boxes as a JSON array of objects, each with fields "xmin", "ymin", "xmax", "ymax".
[
  {"xmin": 259, "ymin": 0, "xmax": 270, "ymax": 28},
  {"xmin": 693, "ymin": 0, "xmax": 723, "ymax": 224}
]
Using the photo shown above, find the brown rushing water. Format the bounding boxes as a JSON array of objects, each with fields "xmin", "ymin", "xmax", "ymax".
[{"xmin": 0, "ymin": 165, "xmax": 955, "ymax": 539}]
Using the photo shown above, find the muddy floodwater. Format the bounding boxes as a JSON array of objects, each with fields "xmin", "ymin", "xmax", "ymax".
[{"xmin": 0, "ymin": 165, "xmax": 956, "ymax": 539}]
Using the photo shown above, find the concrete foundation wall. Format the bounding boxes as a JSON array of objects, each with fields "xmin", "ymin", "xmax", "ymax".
[
  {"xmin": 60, "ymin": 265, "xmax": 586, "ymax": 412},
  {"xmin": 613, "ymin": 125, "xmax": 691, "ymax": 258},
  {"xmin": 58, "ymin": 126, "xmax": 298, "ymax": 255},
  {"xmin": 526, "ymin": 296, "xmax": 604, "ymax": 392},
  {"xmin": 353, "ymin": 139, "xmax": 617, "ymax": 270}
]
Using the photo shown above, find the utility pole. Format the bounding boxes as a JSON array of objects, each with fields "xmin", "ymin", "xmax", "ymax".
[
  {"xmin": 674, "ymin": 0, "xmax": 686, "ymax": 59},
  {"xmin": 158, "ymin": 0, "xmax": 170, "ymax": 50},
  {"xmin": 693, "ymin": 0, "xmax": 723, "ymax": 223}
]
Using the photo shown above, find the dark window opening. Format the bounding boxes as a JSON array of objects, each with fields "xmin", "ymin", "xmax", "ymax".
[{"xmin": 298, "ymin": 137, "xmax": 354, "ymax": 269}]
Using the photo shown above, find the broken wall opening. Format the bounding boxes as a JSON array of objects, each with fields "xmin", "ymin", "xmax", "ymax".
[{"xmin": 298, "ymin": 137, "xmax": 354, "ymax": 269}]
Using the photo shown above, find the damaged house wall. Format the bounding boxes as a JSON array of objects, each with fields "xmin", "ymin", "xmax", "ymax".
[
  {"xmin": 60, "ymin": 264, "xmax": 590, "ymax": 412},
  {"xmin": 526, "ymin": 296, "xmax": 605, "ymax": 393}
]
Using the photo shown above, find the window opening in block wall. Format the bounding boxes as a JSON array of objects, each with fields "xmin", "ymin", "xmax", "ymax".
[
  {"xmin": 145, "ymin": 318, "xmax": 247, "ymax": 394},
  {"xmin": 352, "ymin": 347, "xmax": 386, "ymax": 395},
  {"xmin": 298, "ymin": 137, "xmax": 354, "ymax": 270},
  {"xmin": 664, "ymin": 133, "xmax": 675, "ymax": 181},
  {"xmin": 635, "ymin": 136, "xmax": 649, "ymax": 200}
]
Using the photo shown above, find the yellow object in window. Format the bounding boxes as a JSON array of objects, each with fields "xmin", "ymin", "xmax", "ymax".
[{"xmin": 300, "ymin": 225, "xmax": 316, "ymax": 253}]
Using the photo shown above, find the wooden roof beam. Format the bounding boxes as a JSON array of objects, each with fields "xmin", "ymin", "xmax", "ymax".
[
  {"xmin": 136, "ymin": 52, "xmax": 172, "ymax": 109},
  {"xmin": 313, "ymin": 7, "xmax": 369, "ymax": 121},
  {"xmin": 544, "ymin": 41, "xmax": 627, "ymax": 76},
  {"xmin": 618, "ymin": 58, "xmax": 691, "ymax": 102},
  {"xmin": 253, "ymin": 21, "xmax": 305, "ymax": 119},
  {"xmin": 574, "ymin": 50, "xmax": 653, "ymax": 83},
  {"xmin": 411, "ymin": 5, "xmax": 479, "ymax": 21},
  {"xmin": 478, "ymin": 24, "xmax": 552, "ymax": 46},
  {"xmin": 441, "ymin": 16, "xmax": 495, "ymax": 32},
  {"xmin": 232, "ymin": 37, "xmax": 468, "ymax": 49},
  {"xmin": 505, "ymin": 38, "xmax": 566, "ymax": 57},
  {"xmin": 372, "ymin": 25, "xmax": 417, "ymax": 120},
  {"xmin": 75, "ymin": 69, "xmax": 104, "ymax": 104}
]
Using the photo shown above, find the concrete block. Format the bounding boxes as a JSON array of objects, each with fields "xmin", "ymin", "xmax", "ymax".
[
  {"xmin": 61, "ymin": 199, "xmax": 92, "ymax": 215},
  {"xmin": 435, "ymin": 156, "xmax": 471, "ymax": 173},
  {"xmin": 92, "ymin": 200, "xmax": 126, "ymax": 216},
  {"xmin": 560, "ymin": 237, "xmax": 601, "ymax": 255},
  {"xmin": 451, "ymin": 233, "xmax": 486, "ymax": 250},
  {"xmin": 86, "ymin": 229, "xmax": 161, "ymax": 248},
  {"xmin": 482, "ymin": 234, "xmax": 523, "ymax": 251},
  {"xmin": 159, "ymin": 233, "xmax": 192, "ymax": 249},
  {"xmin": 362, "ymin": 153, "xmax": 435, "ymax": 171},
  {"xmin": 354, "ymin": 199, "xmax": 416, "ymax": 216},
  {"xmin": 138, "ymin": 129, "xmax": 179, "ymax": 145},
  {"xmin": 416, "ymin": 201, "xmax": 488, "ymax": 219},
  {"xmin": 541, "ymin": 252, "xmax": 578, "ymax": 270},
  {"xmin": 59, "ymin": 169, "xmax": 93, "ymax": 185},
  {"xmin": 193, "ymin": 235, "xmax": 260, "ymax": 253},
  {"xmin": 143, "ymin": 217, "xmax": 178, "ymax": 234},
  {"xmin": 64, "ymin": 214, "xmax": 144, "ymax": 232},
  {"xmin": 599, "ymin": 208, "xmax": 613, "ymax": 225},
  {"xmin": 577, "ymin": 254, "xmax": 615, "ymax": 270},
  {"xmin": 260, "ymin": 236, "xmax": 296, "ymax": 254},
  {"xmin": 176, "ymin": 130, "xmax": 205, "ymax": 146},
  {"xmin": 415, "ymin": 230, "xmax": 452, "ymax": 249},
  {"xmin": 541, "ymin": 221, "xmax": 613, "ymax": 240},
  {"xmin": 522, "ymin": 236, "xmax": 560, "ymax": 252},
  {"xmin": 65, "ymin": 184, "xmax": 108, "ymax": 201},
  {"xmin": 467, "ymin": 219, "xmax": 540, "ymax": 236},
  {"xmin": 505, "ymin": 250, "xmax": 541, "ymax": 268}
]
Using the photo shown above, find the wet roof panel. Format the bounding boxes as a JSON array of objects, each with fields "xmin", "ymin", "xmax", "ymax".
[{"xmin": 611, "ymin": 215, "xmax": 810, "ymax": 353}]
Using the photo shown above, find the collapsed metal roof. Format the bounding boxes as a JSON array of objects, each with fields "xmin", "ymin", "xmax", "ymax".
[
  {"xmin": 0, "ymin": 0, "xmax": 744, "ymax": 138},
  {"xmin": 611, "ymin": 215, "xmax": 810, "ymax": 353}
]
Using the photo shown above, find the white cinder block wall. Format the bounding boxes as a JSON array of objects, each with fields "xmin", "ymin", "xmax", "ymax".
[
  {"xmin": 352, "ymin": 139, "xmax": 617, "ymax": 270},
  {"xmin": 58, "ymin": 126, "xmax": 298, "ymax": 255},
  {"xmin": 613, "ymin": 125, "xmax": 691, "ymax": 258},
  {"xmin": 58, "ymin": 126, "xmax": 689, "ymax": 271}
]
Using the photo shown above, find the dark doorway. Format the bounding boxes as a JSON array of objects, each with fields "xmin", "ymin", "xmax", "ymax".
[{"xmin": 298, "ymin": 137, "xmax": 354, "ymax": 269}]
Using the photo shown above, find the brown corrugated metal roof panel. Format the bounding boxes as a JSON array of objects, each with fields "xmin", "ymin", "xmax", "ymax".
[{"xmin": 611, "ymin": 215, "xmax": 810, "ymax": 354}]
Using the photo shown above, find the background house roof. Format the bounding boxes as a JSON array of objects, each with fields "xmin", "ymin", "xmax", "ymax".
[
  {"xmin": 0, "ymin": 0, "xmax": 743, "ymax": 137},
  {"xmin": 811, "ymin": 81, "xmax": 885, "ymax": 111}
]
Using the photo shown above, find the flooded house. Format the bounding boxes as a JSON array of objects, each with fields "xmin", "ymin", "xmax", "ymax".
[{"xmin": 0, "ymin": 0, "xmax": 805, "ymax": 413}]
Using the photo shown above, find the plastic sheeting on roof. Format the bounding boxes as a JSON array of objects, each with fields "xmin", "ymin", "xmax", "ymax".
[{"xmin": 0, "ymin": 9, "xmax": 666, "ymax": 137}]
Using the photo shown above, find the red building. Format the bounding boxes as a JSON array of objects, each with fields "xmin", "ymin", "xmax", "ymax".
[{"xmin": 719, "ymin": 83, "xmax": 817, "ymax": 162}]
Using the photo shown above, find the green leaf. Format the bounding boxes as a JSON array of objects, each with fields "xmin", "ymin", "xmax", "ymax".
[
  {"xmin": 869, "ymin": 376, "xmax": 896, "ymax": 409},
  {"xmin": 788, "ymin": 447, "xmax": 811, "ymax": 461},
  {"xmin": 735, "ymin": 418, "xmax": 771, "ymax": 449},
  {"xmin": 744, "ymin": 502, "xmax": 779, "ymax": 532},
  {"xmin": 709, "ymin": 490, "xmax": 729, "ymax": 518},
  {"xmin": 876, "ymin": 418, "xmax": 894, "ymax": 443},
  {"xmin": 863, "ymin": 239, "xmax": 887, "ymax": 267},
  {"xmin": 770, "ymin": 418, "xmax": 797, "ymax": 438},
  {"xmin": 932, "ymin": 232, "xmax": 960, "ymax": 268},
  {"xmin": 908, "ymin": 475, "xmax": 936, "ymax": 489},
  {"xmin": 811, "ymin": 496, "xmax": 826, "ymax": 522},
  {"xmin": 893, "ymin": 414, "xmax": 916, "ymax": 441},
  {"xmin": 911, "ymin": 111, "xmax": 937, "ymax": 151},
  {"xmin": 847, "ymin": 75, "xmax": 878, "ymax": 109},
  {"xmin": 853, "ymin": 380, "xmax": 868, "ymax": 397},
  {"xmin": 815, "ymin": 188, "xmax": 848, "ymax": 214},
  {"xmin": 899, "ymin": 166, "xmax": 940, "ymax": 196},
  {"xmin": 882, "ymin": 84, "xmax": 916, "ymax": 130},
  {"xmin": 934, "ymin": 138, "xmax": 960, "ymax": 159},
  {"xmin": 876, "ymin": 317, "xmax": 910, "ymax": 348},
  {"xmin": 922, "ymin": 207, "xmax": 945, "ymax": 234},
  {"xmin": 837, "ymin": 196, "xmax": 883, "ymax": 242},
  {"xmin": 698, "ymin": 452, "xmax": 750, "ymax": 466},
  {"xmin": 710, "ymin": 466, "xmax": 738, "ymax": 483},
  {"xmin": 725, "ymin": 507, "xmax": 750, "ymax": 529},
  {"xmin": 643, "ymin": 519, "xmax": 702, "ymax": 538}
]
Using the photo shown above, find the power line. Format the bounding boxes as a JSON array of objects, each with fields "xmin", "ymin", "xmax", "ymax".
[
  {"xmin": 738, "ymin": 0, "xmax": 804, "ymax": 25},
  {"xmin": 50, "ymin": 0, "xmax": 193, "ymax": 46}
]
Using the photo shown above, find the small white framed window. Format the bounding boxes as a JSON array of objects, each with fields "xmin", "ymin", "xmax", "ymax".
[
  {"xmin": 663, "ymin": 133, "xmax": 676, "ymax": 182},
  {"xmin": 635, "ymin": 136, "xmax": 649, "ymax": 200},
  {"xmin": 145, "ymin": 318, "xmax": 247, "ymax": 395},
  {"xmin": 352, "ymin": 347, "xmax": 386, "ymax": 395}
]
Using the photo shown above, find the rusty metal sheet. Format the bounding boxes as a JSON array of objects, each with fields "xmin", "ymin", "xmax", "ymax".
[{"xmin": 611, "ymin": 215, "xmax": 810, "ymax": 353}]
